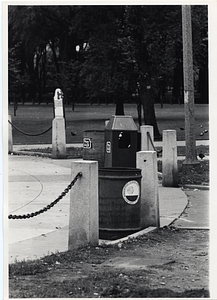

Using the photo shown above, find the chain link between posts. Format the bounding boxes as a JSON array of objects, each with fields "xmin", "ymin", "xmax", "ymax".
[
  {"xmin": 147, "ymin": 132, "xmax": 162, "ymax": 155},
  {"xmin": 8, "ymin": 172, "xmax": 82, "ymax": 220},
  {"xmin": 8, "ymin": 119, "xmax": 52, "ymax": 136}
]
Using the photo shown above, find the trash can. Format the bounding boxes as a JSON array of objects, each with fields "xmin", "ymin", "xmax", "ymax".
[
  {"xmin": 83, "ymin": 130, "xmax": 105, "ymax": 168},
  {"xmin": 104, "ymin": 115, "xmax": 138, "ymax": 168},
  {"xmin": 99, "ymin": 167, "xmax": 142, "ymax": 239}
]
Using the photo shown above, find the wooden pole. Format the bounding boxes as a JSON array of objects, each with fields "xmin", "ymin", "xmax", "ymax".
[{"xmin": 182, "ymin": 5, "xmax": 199, "ymax": 165}]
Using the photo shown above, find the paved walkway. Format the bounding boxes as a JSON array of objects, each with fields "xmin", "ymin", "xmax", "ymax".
[
  {"xmin": 12, "ymin": 139, "xmax": 209, "ymax": 151},
  {"xmin": 174, "ymin": 189, "xmax": 209, "ymax": 229},
  {"xmin": 7, "ymin": 151, "xmax": 209, "ymax": 263}
]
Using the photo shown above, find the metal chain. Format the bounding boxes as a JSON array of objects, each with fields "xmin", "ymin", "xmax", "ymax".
[
  {"xmin": 8, "ymin": 172, "xmax": 82, "ymax": 220},
  {"xmin": 147, "ymin": 132, "xmax": 162, "ymax": 154},
  {"xmin": 8, "ymin": 120, "xmax": 52, "ymax": 136}
]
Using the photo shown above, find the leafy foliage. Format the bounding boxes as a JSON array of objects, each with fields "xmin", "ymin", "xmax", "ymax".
[{"xmin": 8, "ymin": 5, "xmax": 208, "ymax": 115}]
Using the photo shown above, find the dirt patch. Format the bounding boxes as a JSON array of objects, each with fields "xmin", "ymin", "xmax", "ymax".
[
  {"xmin": 157, "ymin": 159, "xmax": 209, "ymax": 185},
  {"xmin": 156, "ymin": 145, "xmax": 209, "ymax": 157},
  {"xmin": 9, "ymin": 228, "xmax": 209, "ymax": 298},
  {"xmin": 13, "ymin": 146, "xmax": 83, "ymax": 159}
]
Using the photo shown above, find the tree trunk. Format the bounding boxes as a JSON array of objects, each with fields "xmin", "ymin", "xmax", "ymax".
[
  {"xmin": 135, "ymin": 39, "xmax": 161, "ymax": 139},
  {"xmin": 139, "ymin": 79, "xmax": 161, "ymax": 140},
  {"xmin": 42, "ymin": 46, "xmax": 46, "ymax": 94},
  {"xmin": 115, "ymin": 97, "xmax": 124, "ymax": 115},
  {"xmin": 173, "ymin": 43, "xmax": 183, "ymax": 104},
  {"xmin": 199, "ymin": 67, "xmax": 208, "ymax": 103},
  {"xmin": 49, "ymin": 41, "xmax": 60, "ymax": 75},
  {"xmin": 136, "ymin": 96, "xmax": 142, "ymax": 126}
]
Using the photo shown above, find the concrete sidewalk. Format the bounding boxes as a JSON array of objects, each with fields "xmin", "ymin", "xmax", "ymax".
[
  {"xmin": 12, "ymin": 139, "xmax": 210, "ymax": 162},
  {"xmin": 7, "ymin": 154, "xmax": 207, "ymax": 263},
  {"xmin": 12, "ymin": 139, "xmax": 209, "ymax": 151}
]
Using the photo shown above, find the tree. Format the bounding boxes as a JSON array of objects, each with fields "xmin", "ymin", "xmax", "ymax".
[
  {"xmin": 191, "ymin": 5, "xmax": 208, "ymax": 103},
  {"xmin": 8, "ymin": 5, "xmax": 208, "ymax": 126},
  {"xmin": 75, "ymin": 6, "xmax": 130, "ymax": 114},
  {"xmin": 8, "ymin": 6, "xmax": 83, "ymax": 103},
  {"xmin": 123, "ymin": 6, "xmax": 179, "ymax": 138},
  {"xmin": 75, "ymin": 5, "xmax": 170, "ymax": 131}
]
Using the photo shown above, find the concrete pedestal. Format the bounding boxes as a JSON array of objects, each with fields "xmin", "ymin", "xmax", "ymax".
[
  {"xmin": 140, "ymin": 125, "xmax": 154, "ymax": 151},
  {"xmin": 68, "ymin": 160, "xmax": 99, "ymax": 250},
  {"xmin": 52, "ymin": 117, "xmax": 66, "ymax": 159},
  {"xmin": 137, "ymin": 151, "xmax": 160, "ymax": 229},
  {"xmin": 162, "ymin": 130, "xmax": 178, "ymax": 187}
]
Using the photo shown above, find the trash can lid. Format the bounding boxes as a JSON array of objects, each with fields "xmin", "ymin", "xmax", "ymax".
[{"xmin": 105, "ymin": 115, "xmax": 138, "ymax": 131}]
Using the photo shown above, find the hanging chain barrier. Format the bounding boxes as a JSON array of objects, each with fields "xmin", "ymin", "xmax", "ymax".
[
  {"xmin": 8, "ymin": 119, "xmax": 52, "ymax": 136},
  {"xmin": 147, "ymin": 132, "xmax": 162, "ymax": 154},
  {"xmin": 8, "ymin": 172, "xmax": 82, "ymax": 220}
]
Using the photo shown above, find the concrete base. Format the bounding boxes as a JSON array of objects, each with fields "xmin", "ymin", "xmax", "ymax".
[{"xmin": 52, "ymin": 117, "xmax": 66, "ymax": 159}]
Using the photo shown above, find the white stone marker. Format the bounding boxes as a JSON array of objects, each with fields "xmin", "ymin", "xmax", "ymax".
[
  {"xmin": 68, "ymin": 160, "xmax": 99, "ymax": 250},
  {"xmin": 137, "ymin": 151, "xmax": 160, "ymax": 229},
  {"xmin": 8, "ymin": 115, "xmax": 13, "ymax": 153},
  {"xmin": 140, "ymin": 125, "xmax": 154, "ymax": 151},
  {"xmin": 52, "ymin": 88, "xmax": 66, "ymax": 158},
  {"xmin": 162, "ymin": 130, "xmax": 178, "ymax": 187},
  {"xmin": 105, "ymin": 120, "xmax": 109, "ymax": 127},
  {"xmin": 53, "ymin": 88, "xmax": 64, "ymax": 117}
]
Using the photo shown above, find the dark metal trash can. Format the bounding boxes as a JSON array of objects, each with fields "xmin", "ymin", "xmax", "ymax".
[
  {"xmin": 83, "ymin": 130, "xmax": 105, "ymax": 167},
  {"xmin": 104, "ymin": 115, "xmax": 138, "ymax": 168},
  {"xmin": 99, "ymin": 167, "xmax": 142, "ymax": 239}
]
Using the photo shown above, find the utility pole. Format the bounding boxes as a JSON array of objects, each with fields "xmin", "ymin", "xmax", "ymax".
[{"xmin": 182, "ymin": 5, "xmax": 199, "ymax": 165}]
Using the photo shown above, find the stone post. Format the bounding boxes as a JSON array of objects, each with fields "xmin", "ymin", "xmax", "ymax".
[
  {"xmin": 8, "ymin": 115, "xmax": 13, "ymax": 154},
  {"xmin": 68, "ymin": 160, "xmax": 99, "ymax": 250},
  {"xmin": 162, "ymin": 130, "xmax": 178, "ymax": 187},
  {"xmin": 136, "ymin": 151, "xmax": 160, "ymax": 229},
  {"xmin": 140, "ymin": 125, "xmax": 154, "ymax": 151},
  {"xmin": 52, "ymin": 88, "xmax": 66, "ymax": 158}
]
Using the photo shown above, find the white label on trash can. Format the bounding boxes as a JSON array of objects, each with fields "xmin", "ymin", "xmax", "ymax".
[
  {"xmin": 106, "ymin": 141, "xmax": 111, "ymax": 153},
  {"xmin": 83, "ymin": 138, "xmax": 92, "ymax": 149},
  {"xmin": 122, "ymin": 180, "xmax": 140, "ymax": 205}
]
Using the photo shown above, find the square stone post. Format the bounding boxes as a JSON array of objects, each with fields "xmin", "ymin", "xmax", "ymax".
[
  {"xmin": 8, "ymin": 115, "xmax": 13, "ymax": 154},
  {"xmin": 140, "ymin": 125, "xmax": 154, "ymax": 151},
  {"xmin": 52, "ymin": 88, "xmax": 66, "ymax": 159},
  {"xmin": 162, "ymin": 130, "xmax": 178, "ymax": 187},
  {"xmin": 68, "ymin": 160, "xmax": 99, "ymax": 250},
  {"xmin": 137, "ymin": 151, "xmax": 160, "ymax": 229}
]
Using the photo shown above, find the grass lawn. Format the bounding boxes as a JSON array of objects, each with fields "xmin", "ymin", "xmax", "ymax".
[
  {"xmin": 8, "ymin": 103, "xmax": 209, "ymax": 145},
  {"xmin": 8, "ymin": 103, "xmax": 209, "ymax": 185},
  {"xmin": 9, "ymin": 228, "xmax": 209, "ymax": 298}
]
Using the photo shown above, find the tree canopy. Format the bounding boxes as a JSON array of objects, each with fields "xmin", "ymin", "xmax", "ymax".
[{"xmin": 8, "ymin": 5, "xmax": 208, "ymax": 136}]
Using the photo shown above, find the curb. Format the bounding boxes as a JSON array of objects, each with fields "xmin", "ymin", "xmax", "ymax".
[
  {"xmin": 11, "ymin": 150, "xmax": 52, "ymax": 158},
  {"xmin": 180, "ymin": 184, "xmax": 209, "ymax": 190},
  {"xmin": 99, "ymin": 227, "xmax": 157, "ymax": 245},
  {"xmin": 10, "ymin": 150, "xmax": 83, "ymax": 160},
  {"xmin": 174, "ymin": 226, "xmax": 209, "ymax": 230}
]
